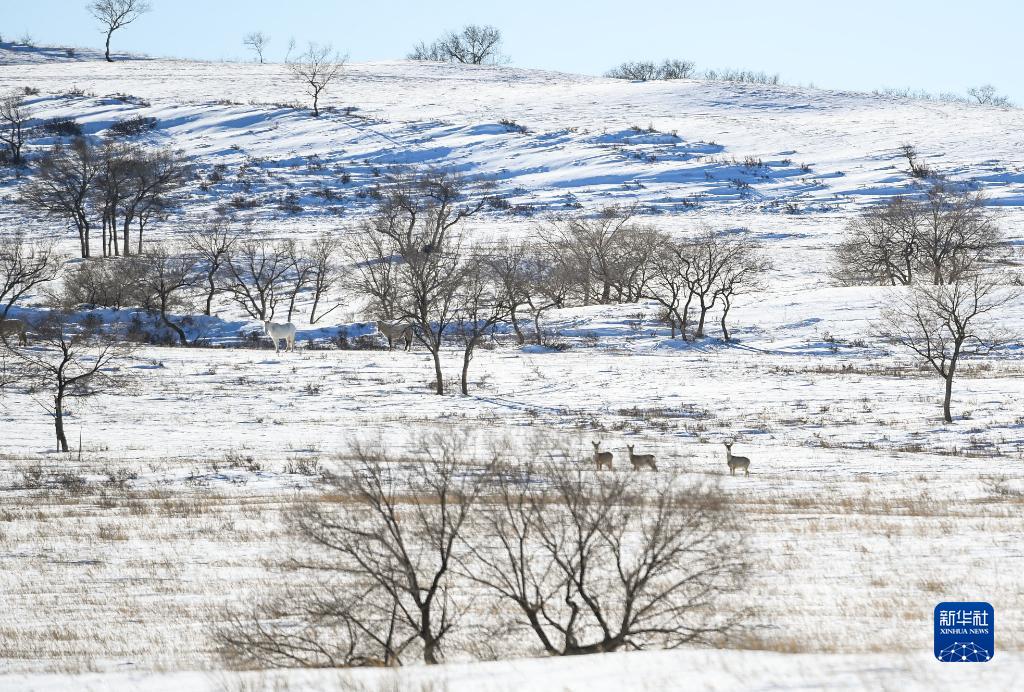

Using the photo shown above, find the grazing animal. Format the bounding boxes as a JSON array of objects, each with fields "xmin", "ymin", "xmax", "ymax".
[
  {"xmin": 626, "ymin": 444, "xmax": 657, "ymax": 471},
  {"xmin": 0, "ymin": 319, "xmax": 28, "ymax": 346},
  {"xmin": 263, "ymin": 320, "xmax": 296, "ymax": 353},
  {"xmin": 592, "ymin": 441, "xmax": 613, "ymax": 471},
  {"xmin": 723, "ymin": 441, "xmax": 751, "ymax": 476},
  {"xmin": 376, "ymin": 320, "xmax": 413, "ymax": 351}
]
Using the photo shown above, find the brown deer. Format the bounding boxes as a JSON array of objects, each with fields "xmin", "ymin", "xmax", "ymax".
[
  {"xmin": 592, "ymin": 441, "xmax": 613, "ymax": 470},
  {"xmin": 723, "ymin": 441, "xmax": 751, "ymax": 476},
  {"xmin": 626, "ymin": 444, "xmax": 657, "ymax": 471}
]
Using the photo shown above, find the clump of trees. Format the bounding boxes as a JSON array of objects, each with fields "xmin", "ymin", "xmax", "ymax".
[
  {"xmin": 347, "ymin": 176, "xmax": 770, "ymax": 394},
  {"xmin": 605, "ymin": 59, "xmax": 696, "ymax": 81},
  {"xmin": 837, "ymin": 187, "xmax": 1019, "ymax": 422},
  {"xmin": 216, "ymin": 434, "xmax": 749, "ymax": 668},
  {"xmin": 21, "ymin": 138, "xmax": 190, "ymax": 258},
  {"xmin": 87, "ymin": 0, "xmax": 151, "ymax": 62},
  {"xmin": 834, "ymin": 187, "xmax": 1005, "ymax": 287},
  {"xmin": 408, "ymin": 25, "xmax": 506, "ymax": 65},
  {"xmin": 606, "ymin": 60, "xmax": 778, "ymax": 85}
]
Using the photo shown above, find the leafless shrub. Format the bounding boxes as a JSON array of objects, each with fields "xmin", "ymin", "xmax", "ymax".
[
  {"xmin": 657, "ymin": 59, "xmax": 696, "ymax": 79},
  {"xmin": 966, "ymin": 84, "xmax": 1012, "ymax": 107},
  {"xmin": 605, "ymin": 61, "xmax": 658, "ymax": 81}
]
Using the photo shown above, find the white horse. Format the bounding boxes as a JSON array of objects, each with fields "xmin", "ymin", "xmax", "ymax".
[{"xmin": 263, "ymin": 320, "xmax": 296, "ymax": 353}]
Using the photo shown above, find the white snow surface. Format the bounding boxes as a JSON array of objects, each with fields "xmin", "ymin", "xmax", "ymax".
[{"xmin": 0, "ymin": 46, "xmax": 1023, "ymax": 692}]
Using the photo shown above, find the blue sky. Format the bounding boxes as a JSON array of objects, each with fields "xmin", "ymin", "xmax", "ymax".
[{"xmin": 5, "ymin": 0, "xmax": 1022, "ymax": 102}]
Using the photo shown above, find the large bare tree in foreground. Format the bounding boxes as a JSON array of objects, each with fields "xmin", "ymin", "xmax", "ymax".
[
  {"xmin": 218, "ymin": 434, "xmax": 487, "ymax": 667},
  {"xmin": 466, "ymin": 460, "xmax": 750, "ymax": 655}
]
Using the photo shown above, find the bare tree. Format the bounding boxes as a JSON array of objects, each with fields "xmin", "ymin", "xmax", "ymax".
[
  {"xmin": 5, "ymin": 313, "xmax": 132, "ymax": 451},
  {"xmin": 185, "ymin": 217, "xmax": 238, "ymax": 316},
  {"xmin": 307, "ymin": 234, "xmax": 343, "ymax": 324},
  {"xmin": 138, "ymin": 244, "xmax": 198, "ymax": 345},
  {"xmin": 643, "ymin": 234, "xmax": 693, "ymax": 339},
  {"xmin": 0, "ymin": 235, "xmax": 61, "ymax": 321},
  {"xmin": 224, "ymin": 238, "xmax": 290, "ymax": 320},
  {"xmin": 454, "ymin": 251, "xmax": 509, "ymax": 395},
  {"xmin": 464, "ymin": 458, "xmax": 750, "ymax": 655},
  {"xmin": 287, "ymin": 43, "xmax": 347, "ymax": 117},
  {"xmin": 713, "ymin": 235, "xmax": 770, "ymax": 341},
  {"xmin": 21, "ymin": 139, "xmax": 100, "ymax": 258},
  {"xmin": 115, "ymin": 146, "xmax": 191, "ymax": 255},
  {"xmin": 409, "ymin": 25, "xmax": 506, "ymax": 65},
  {"xmin": 484, "ymin": 241, "xmax": 532, "ymax": 345},
  {"xmin": 523, "ymin": 242, "xmax": 573, "ymax": 346},
  {"xmin": 293, "ymin": 435, "xmax": 485, "ymax": 664},
  {"xmin": 87, "ymin": 0, "xmax": 151, "ymax": 62},
  {"xmin": 0, "ymin": 91, "xmax": 30, "ymax": 165},
  {"xmin": 242, "ymin": 31, "xmax": 270, "ymax": 64},
  {"xmin": 878, "ymin": 275, "xmax": 1017, "ymax": 422},
  {"xmin": 352, "ymin": 171, "xmax": 485, "ymax": 395}
]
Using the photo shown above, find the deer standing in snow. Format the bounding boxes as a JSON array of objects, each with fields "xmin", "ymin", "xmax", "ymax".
[
  {"xmin": 592, "ymin": 441, "xmax": 613, "ymax": 471},
  {"xmin": 626, "ymin": 444, "xmax": 657, "ymax": 471},
  {"xmin": 723, "ymin": 441, "xmax": 751, "ymax": 476}
]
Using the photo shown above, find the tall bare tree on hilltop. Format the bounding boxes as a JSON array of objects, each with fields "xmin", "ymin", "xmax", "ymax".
[{"xmin": 88, "ymin": 0, "xmax": 152, "ymax": 62}]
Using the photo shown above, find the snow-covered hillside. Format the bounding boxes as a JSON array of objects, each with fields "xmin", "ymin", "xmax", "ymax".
[
  {"xmin": 3, "ymin": 50, "xmax": 1023, "ymax": 219},
  {"xmin": 0, "ymin": 46, "xmax": 1022, "ymax": 692}
]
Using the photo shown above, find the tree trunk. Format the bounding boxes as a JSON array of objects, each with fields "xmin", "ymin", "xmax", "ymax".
[
  {"xmin": 942, "ymin": 375, "xmax": 953, "ymax": 423},
  {"xmin": 720, "ymin": 297, "xmax": 732, "ymax": 341},
  {"xmin": 161, "ymin": 297, "xmax": 188, "ymax": 346},
  {"xmin": 696, "ymin": 301, "xmax": 709, "ymax": 338},
  {"xmin": 54, "ymin": 390, "xmax": 68, "ymax": 452},
  {"xmin": 510, "ymin": 305, "xmax": 525, "ymax": 345},
  {"xmin": 460, "ymin": 338, "xmax": 477, "ymax": 395},
  {"xmin": 309, "ymin": 292, "xmax": 321, "ymax": 324},
  {"xmin": 204, "ymin": 273, "xmax": 216, "ymax": 316},
  {"xmin": 105, "ymin": 31, "xmax": 113, "ymax": 62},
  {"xmin": 431, "ymin": 347, "xmax": 444, "ymax": 395}
]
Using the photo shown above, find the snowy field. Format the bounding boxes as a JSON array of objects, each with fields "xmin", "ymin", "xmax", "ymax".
[{"xmin": 1, "ymin": 44, "xmax": 1023, "ymax": 691}]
